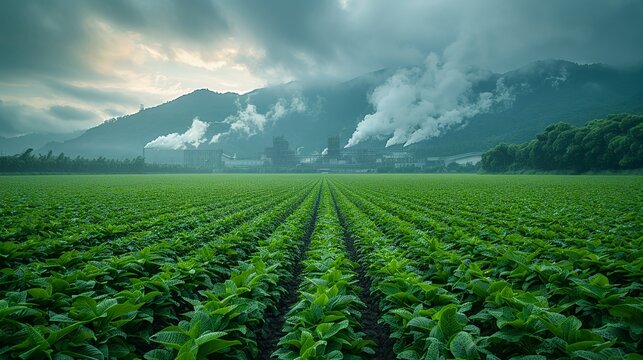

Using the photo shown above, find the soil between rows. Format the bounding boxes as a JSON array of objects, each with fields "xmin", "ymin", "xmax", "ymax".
[
  {"xmin": 256, "ymin": 186, "xmax": 322, "ymax": 359},
  {"xmin": 330, "ymin": 186, "xmax": 395, "ymax": 360}
]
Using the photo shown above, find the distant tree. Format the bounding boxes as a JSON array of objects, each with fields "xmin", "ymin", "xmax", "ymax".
[
  {"xmin": 618, "ymin": 122, "xmax": 643, "ymax": 168},
  {"xmin": 0, "ymin": 151, "xmax": 199, "ymax": 173},
  {"xmin": 19, "ymin": 148, "xmax": 34, "ymax": 160},
  {"xmin": 481, "ymin": 143, "xmax": 517, "ymax": 172},
  {"xmin": 482, "ymin": 113, "xmax": 643, "ymax": 172}
]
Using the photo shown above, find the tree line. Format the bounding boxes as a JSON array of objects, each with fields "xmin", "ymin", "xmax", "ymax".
[
  {"xmin": 0, "ymin": 149, "xmax": 201, "ymax": 173},
  {"xmin": 481, "ymin": 113, "xmax": 642, "ymax": 172}
]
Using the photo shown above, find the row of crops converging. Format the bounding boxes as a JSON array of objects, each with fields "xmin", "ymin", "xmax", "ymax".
[{"xmin": 0, "ymin": 174, "xmax": 641, "ymax": 359}]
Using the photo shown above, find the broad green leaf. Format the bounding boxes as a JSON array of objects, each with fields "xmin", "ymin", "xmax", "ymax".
[
  {"xmin": 46, "ymin": 321, "xmax": 87, "ymax": 345},
  {"xmin": 397, "ymin": 349, "xmax": 420, "ymax": 360},
  {"xmin": 408, "ymin": 316, "xmax": 432, "ymax": 330},
  {"xmin": 315, "ymin": 320, "xmax": 349, "ymax": 340},
  {"xmin": 150, "ymin": 330, "xmax": 191, "ymax": 349},
  {"xmin": 433, "ymin": 304, "xmax": 463, "ymax": 340},
  {"xmin": 195, "ymin": 331, "xmax": 241, "ymax": 356},
  {"xmin": 143, "ymin": 349, "xmax": 174, "ymax": 360},
  {"xmin": 449, "ymin": 331, "xmax": 478, "ymax": 359}
]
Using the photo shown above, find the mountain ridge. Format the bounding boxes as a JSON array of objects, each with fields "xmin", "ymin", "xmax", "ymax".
[{"xmin": 33, "ymin": 59, "xmax": 643, "ymax": 159}]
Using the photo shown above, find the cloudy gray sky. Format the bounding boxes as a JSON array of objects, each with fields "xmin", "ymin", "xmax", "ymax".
[{"xmin": 1, "ymin": 0, "xmax": 642, "ymax": 137}]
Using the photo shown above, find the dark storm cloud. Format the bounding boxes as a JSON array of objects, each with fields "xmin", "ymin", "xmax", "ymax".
[
  {"xmin": 0, "ymin": 0, "xmax": 229, "ymax": 80},
  {"xmin": 0, "ymin": 101, "xmax": 21, "ymax": 136},
  {"xmin": 48, "ymin": 105, "xmax": 98, "ymax": 122},
  {"xmin": 223, "ymin": 0, "xmax": 643, "ymax": 80},
  {"xmin": 0, "ymin": 0, "xmax": 642, "ymax": 136},
  {"xmin": 223, "ymin": 0, "xmax": 464, "ymax": 80},
  {"xmin": 44, "ymin": 80, "xmax": 137, "ymax": 106},
  {"xmin": 1, "ymin": 0, "xmax": 641, "ymax": 83},
  {"xmin": 441, "ymin": 0, "xmax": 643, "ymax": 71},
  {"xmin": 0, "ymin": 2, "xmax": 92, "ymax": 79},
  {"xmin": 223, "ymin": 1, "xmax": 345, "ymax": 70},
  {"xmin": 0, "ymin": 99, "xmax": 104, "ymax": 137},
  {"xmin": 0, "ymin": 0, "xmax": 231, "ymax": 136},
  {"xmin": 88, "ymin": 0, "xmax": 230, "ymax": 48}
]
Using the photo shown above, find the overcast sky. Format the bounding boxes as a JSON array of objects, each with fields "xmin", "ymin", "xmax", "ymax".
[{"xmin": 1, "ymin": 0, "xmax": 642, "ymax": 137}]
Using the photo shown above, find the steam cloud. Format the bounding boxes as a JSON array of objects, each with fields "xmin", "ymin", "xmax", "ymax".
[
  {"xmin": 210, "ymin": 97, "xmax": 306, "ymax": 143},
  {"xmin": 145, "ymin": 117, "xmax": 209, "ymax": 149},
  {"xmin": 546, "ymin": 67, "xmax": 568, "ymax": 88},
  {"xmin": 345, "ymin": 53, "xmax": 514, "ymax": 148}
]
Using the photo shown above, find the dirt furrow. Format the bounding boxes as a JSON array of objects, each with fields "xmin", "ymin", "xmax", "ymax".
[
  {"xmin": 329, "ymin": 186, "xmax": 394, "ymax": 360},
  {"xmin": 256, "ymin": 186, "xmax": 322, "ymax": 359}
]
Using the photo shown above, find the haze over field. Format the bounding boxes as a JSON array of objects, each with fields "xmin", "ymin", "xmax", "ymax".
[{"xmin": 0, "ymin": 0, "xmax": 642, "ymax": 159}]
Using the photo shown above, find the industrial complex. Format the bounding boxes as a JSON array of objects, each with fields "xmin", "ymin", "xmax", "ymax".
[{"xmin": 143, "ymin": 136, "xmax": 482, "ymax": 172}]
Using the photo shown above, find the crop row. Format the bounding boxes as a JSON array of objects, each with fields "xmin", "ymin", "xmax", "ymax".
[
  {"xmin": 0, "ymin": 179, "xmax": 318, "ymax": 359},
  {"xmin": 0, "ymin": 183, "xmax": 304, "ymax": 296},
  {"xmin": 273, "ymin": 185, "xmax": 373, "ymax": 359},
  {"xmin": 146, "ymin": 181, "xmax": 323, "ymax": 359},
  {"xmin": 0, "ymin": 174, "xmax": 640, "ymax": 359},
  {"xmin": 331, "ymin": 179, "xmax": 641, "ymax": 354},
  {"xmin": 328, "ymin": 178, "xmax": 640, "ymax": 358},
  {"xmin": 0, "ymin": 185, "xmax": 290, "ymax": 268},
  {"xmin": 0, "ymin": 177, "xmax": 273, "ymax": 244},
  {"xmin": 362, "ymin": 182, "xmax": 639, "ymax": 271}
]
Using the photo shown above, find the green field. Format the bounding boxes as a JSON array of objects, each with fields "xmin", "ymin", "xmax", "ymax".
[{"xmin": 1, "ymin": 174, "xmax": 641, "ymax": 359}]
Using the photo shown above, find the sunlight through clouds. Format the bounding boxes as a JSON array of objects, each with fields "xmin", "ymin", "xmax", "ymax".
[{"xmin": 0, "ymin": 0, "xmax": 641, "ymax": 137}]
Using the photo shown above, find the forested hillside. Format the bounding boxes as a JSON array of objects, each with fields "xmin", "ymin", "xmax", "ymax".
[{"xmin": 481, "ymin": 113, "xmax": 643, "ymax": 172}]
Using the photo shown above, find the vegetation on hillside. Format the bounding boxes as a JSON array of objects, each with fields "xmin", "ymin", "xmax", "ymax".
[{"xmin": 481, "ymin": 113, "xmax": 643, "ymax": 172}]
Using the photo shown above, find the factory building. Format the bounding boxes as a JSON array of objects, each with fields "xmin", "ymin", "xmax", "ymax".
[
  {"xmin": 326, "ymin": 135, "xmax": 340, "ymax": 160},
  {"xmin": 184, "ymin": 149, "xmax": 223, "ymax": 169},
  {"xmin": 265, "ymin": 136, "xmax": 295, "ymax": 166},
  {"xmin": 142, "ymin": 136, "xmax": 481, "ymax": 172},
  {"xmin": 144, "ymin": 148, "xmax": 224, "ymax": 170},
  {"xmin": 142, "ymin": 148, "xmax": 184, "ymax": 166}
]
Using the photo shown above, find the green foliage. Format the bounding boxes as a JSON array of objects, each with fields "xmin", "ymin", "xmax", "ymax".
[
  {"xmin": 0, "ymin": 175, "xmax": 320, "ymax": 358},
  {"xmin": 274, "ymin": 188, "xmax": 374, "ymax": 359},
  {"xmin": 481, "ymin": 113, "xmax": 643, "ymax": 172},
  {"xmin": 0, "ymin": 150, "xmax": 200, "ymax": 173},
  {"xmin": 329, "ymin": 174, "xmax": 641, "ymax": 358},
  {"xmin": 0, "ymin": 174, "xmax": 640, "ymax": 359}
]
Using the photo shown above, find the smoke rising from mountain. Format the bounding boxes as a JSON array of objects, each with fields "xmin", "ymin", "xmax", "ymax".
[
  {"xmin": 546, "ymin": 67, "xmax": 569, "ymax": 88},
  {"xmin": 145, "ymin": 117, "xmax": 209, "ymax": 149},
  {"xmin": 210, "ymin": 97, "xmax": 306, "ymax": 143},
  {"xmin": 345, "ymin": 53, "xmax": 514, "ymax": 148}
]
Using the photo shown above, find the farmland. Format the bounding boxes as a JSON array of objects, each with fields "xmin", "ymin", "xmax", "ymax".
[{"xmin": 0, "ymin": 174, "xmax": 641, "ymax": 359}]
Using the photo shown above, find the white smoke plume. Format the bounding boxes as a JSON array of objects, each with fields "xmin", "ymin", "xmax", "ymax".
[
  {"xmin": 345, "ymin": 53, "xmax": 514, "ymax": 148},
  {"xmin": 546, "ymin": 67, "xmax": 568, "ymax": 88},
  {"xmin": 210, "ymin": 97, "xmax": 306, "ymax": 143},
  {"xmin": 145, "ymin": 117, "xmax": 209, "ymax": 149}
]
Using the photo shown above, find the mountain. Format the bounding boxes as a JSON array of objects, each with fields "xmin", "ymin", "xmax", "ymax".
[
  {"xmin": 41, "ymin": 91, "xmax": 238, "ymax": 159},
  {"xmin": 424, "ymin": 60, "xmax": 643, "ymax": 155},
  {"xmin": 0, "ymin": 131, "xmax": 84, "ymax": 156},
  {"xmin": 39, "ymin": 60, "xmax": 643, "ymax": 159}
]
